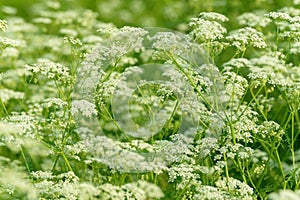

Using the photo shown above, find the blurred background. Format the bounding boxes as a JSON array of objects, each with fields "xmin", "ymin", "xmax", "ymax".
[{"xmin": 0, "ymin": 0, "xmax": 298, "ymax": 30}]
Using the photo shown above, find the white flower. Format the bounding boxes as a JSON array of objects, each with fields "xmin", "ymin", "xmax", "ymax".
[
  {"xmin": 237, "ymin": 12, "xmax": 271, "ymax": 27},
  {"xmin": 42, "ymin": 98, "xmax": 67, "ymax": 108},
  {"xmin": 1, "ymin": 6, "xmax": 17, "ymax": 15},
  {"xmin": 63, "ymin": 36, "xmax": 82, "ymax": 45},
  {"xmin": 227, "ymin": 27, "xmax": 267, "ymax": 51},
  {"xmin": 269, "ymin": 190, "xmax": 300, "ymax": 200},
  {"xmin": 195, "ymin": 137, "xmax": 219, "ymax": 158},
  {"xmin": 290, "ymin": 42, "xmax": 300, "ymax": 54},
  {"xmin": 32, "ymin": 17, "xmax": 52, "ymax": 24},
  {"xmin": 0, "ymin": 37, "xmax": 23, "ymax": 47},
  {"xmin": 71, "ymin": 100, "xmax": 97, "ymax": 118},
  {"xmin": 294, "ymin": 0, "xmax": 300, "ymax": 4},
  {"xmin": 46, "ymin": 1, "xmax": 61, "ymax": 9},
  {"xmin": 222, "ymin": 58, "xmax": 252, "ymax": 71},
  {"xmin": 2, "ymin": 47, "xmax": 19, "ymax": 58},
  {"xmin": 31, "ymin": 171, "xmax": 53, "ymax": 179},
  {"xmin": 60, "ymin": 28, "xmax": 78, "ymax": 37},
  {"xmin": 216, "ymin": 177, "xmax": 254, "ymax": 198},
  {"xmin": 266, "ymin": 12, "xmax": 291, "ymax": 21},
  {"xmin": 194, "ymin": 186, "xmax": 227, "ymax": 200},
  {"xmin": 198, "ymin": 12, "xmax": 229, "ymax": 22},
  {"xmin": 149, "ymin": 31, "xmax": 191, "ymax": 55},
  {"xmin": 0, "ymin": 19, "xmax": 8, "ymax": 31},
  {"xmin": 223, "ymin": 72, "xmax": 248, "ymax": 98},
  {"xmin": 189, "ymin": 18, "xmax": 227, "ymax": 42},
  {"xmin": 77, "ymin": 10, "xmax": 98, "ymax": 28},
  {"xmin": 25, "ymin": 58, "xmax": 72, "ymax": 84},
  {"xmin": 0, "ymin": 88, "xmax": 24, "ymax": 103}
]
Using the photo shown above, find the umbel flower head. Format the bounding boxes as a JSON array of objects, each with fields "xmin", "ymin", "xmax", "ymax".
[
  {"xmin": 227, "ymin": 27, "xmax": 267, "ymax": 51},
  {"xmin": 0, "ymin": 19, "xmax": 7, "ymax": 31},
  {"xmin": 189, "ymin": 15, "xmax": 227, "ymax": 42}
]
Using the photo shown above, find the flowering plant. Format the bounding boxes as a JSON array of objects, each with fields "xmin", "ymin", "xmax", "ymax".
[{"xmin": 1, "ymin": 1, "xmax": 300, "ymax": 199}]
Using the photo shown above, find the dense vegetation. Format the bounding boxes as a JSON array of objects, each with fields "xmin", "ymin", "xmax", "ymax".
[{"xmin": 1, "ymin": 0, "xmax": 300, "ymax": 199}]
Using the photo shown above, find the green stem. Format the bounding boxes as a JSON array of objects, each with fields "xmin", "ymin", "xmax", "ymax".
[
  {"xmin": 101, "ymin": 104, "xmax": 130, "ymax": 141},
  {"xmin": 119, "ymin": 173, "xmax": 127, "ymax": 186},
  {"xmin": 20, "ymin": 146, "xmax": 31, "ymax": 176},
  {"xmin": 229, "ymin": 123, "xmax": 236, "ymax": 145},
  {"xmin": 0, "ymin": 98, "xmax": 9, "ymax": 116},
  {"xmin": 176, "ymin": 179, "xmax": 192, "ymax": 200},
  {"xmin": 294, "ymin": 111, "xmax": 300, "ymax": 140},
  {"xmin": 168, "ymin": 53, "xmax": 223, "ymax": 116},
  {"xmin": 274, "ymin": 149, "xmax": 285, "ymax": 188},
  {"xmin": 291, "ymin": 110, "xmax": 295, "ymax": 169},
  {"xmin": 276, "ymin": 25, "xmax": 279, "ymax": 50},
  {"xmin": 283, "ymin": 111, "xmax": 293, "ymax": 130},
  {"xmin": 246, "ymin": 164, "xmax": 264, "ymax": 199},
  {"xmin": 165, "ymin": 100, "xmax": 180, "ymax": 128},
  {"xmin": 237, "ymin": 159, "xmax": 247, "ymax": 183},
  {"xmin": 169, "ymin": 52, "xmax": 234, "ymax": 135},
  {"xmin": 250, "ymin": 88, "xmax": 268, "ymax": 121},
  {"xmin": 236, "ymin": 81, "xmax": 266, "ymax": 122},
  {"xmin": 206, "ymin": 41, "xmax": 211, "ymax": 64},
  {"xmin": 52, "ymin": 155, "xmax": 60, "ymax": 171},
  {"xmin": 256, "ymin": 158, "xmax": 270, "ymax": 190},
  {"xmin": 223, "ymin": 153, "xmax": 230, "ymax": 185},
  {"xmin": 61, "ymin": 151, "xmax": 73, "ymax": 172},
  {"xmin": 291, "ymin": 109, "xmax": 297, "ymax": 187},
  {"xmin": 54, "ymin": 80, "xmax": 67, "ymax": 101}
]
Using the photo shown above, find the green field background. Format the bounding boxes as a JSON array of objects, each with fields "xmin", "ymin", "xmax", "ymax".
[{"xmin": 0, "ymin": 0, "xmax": 296, "ymax": 29}]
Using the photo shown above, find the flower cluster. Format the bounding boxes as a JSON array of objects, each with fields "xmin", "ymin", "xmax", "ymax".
[
  {"xmin": 227, "ymin": 27, "xmax": 267, "ymax": 51},
  {"xmin": 0, "ymin": 19, "xmax": 7, "ymax": 32},
  {"xmin": 237, "ymin": 12, "xmax": 271, "ymax": 27},
  {"xmin": 2, "ymin": 1, "xmax": 300, "ymax": 199},
  {"xmin": 0, "ymin": 88, "xmax": 24, "ymax": 103},
  {"xmin": 189, "ymin": 14, "xmax": 227, "ymax": 42},
  {"xmin": 71, "ymin": 99, "xmax": 97, "ymax": 118},
  {"xmin": 25, "ymin": 58, "xmax": 73, "ymax": 85}
]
